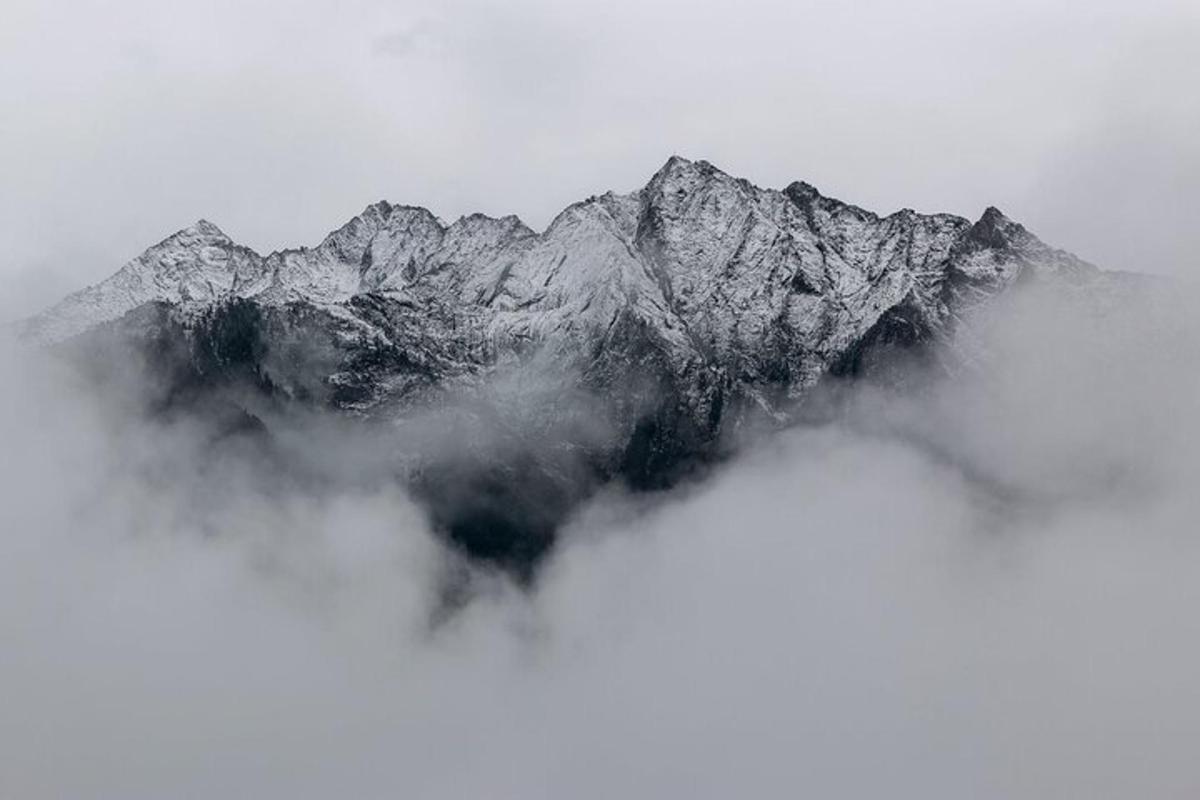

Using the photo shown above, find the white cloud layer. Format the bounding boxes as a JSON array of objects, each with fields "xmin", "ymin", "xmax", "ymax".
[{"xmin": 2, "ymin": 278, "xmax": 1199, "ymax": 797}]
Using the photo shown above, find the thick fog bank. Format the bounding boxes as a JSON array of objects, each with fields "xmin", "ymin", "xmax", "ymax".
[{"xmin": 2, "ymin": 280, "xmax": 1200, "ymax": 798}]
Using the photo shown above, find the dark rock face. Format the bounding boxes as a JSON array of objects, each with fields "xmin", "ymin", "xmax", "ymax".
[{"xmin": 24, "ymin": 157, "xmax": 1113, "ymax": 575}]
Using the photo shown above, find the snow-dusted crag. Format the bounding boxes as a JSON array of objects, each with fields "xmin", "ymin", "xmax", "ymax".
[{"xmin": 22, "ymin": 157, "xmax": 1114, "ymax": 569}]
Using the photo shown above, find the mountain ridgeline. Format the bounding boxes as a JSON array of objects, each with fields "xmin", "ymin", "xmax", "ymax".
[{"xmin": 23, "ymin": 157, "xmax": 1111, "ymax": 576}]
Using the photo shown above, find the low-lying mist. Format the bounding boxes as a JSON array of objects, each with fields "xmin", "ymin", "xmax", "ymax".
[{"xmin": 3, "ymin": 278, "xmax": 1200, "ymax": 798}]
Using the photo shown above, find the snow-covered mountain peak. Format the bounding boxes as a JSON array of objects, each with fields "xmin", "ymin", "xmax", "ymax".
[
  {"xmin": 645, "ymin": 155, "xmax": 745, "ymax": 200},
  {"xmin": 187, "ymin": 218, "xmax": 228, "ymax": 237},
  {"xmin": 449, "ymin": 212, "xmax": 531, "ymax": 235},
  {"xmin": 20, "ymin": 158, "xmax": 1129, "ymax": 569},
  {"xmin": 154, "ymin": 218, "xmax": 236, "ymax": 250},
  {"xmin": 24, "ymin": 158, "xmax": 1110, "ymax": 354},
  {"xmin": 782, "ymin": 180, "xmax": 822, "ymax": 202},
  {"xmin": 964, "ymin": 206, "xmax": 1031, "ymax": 249}
]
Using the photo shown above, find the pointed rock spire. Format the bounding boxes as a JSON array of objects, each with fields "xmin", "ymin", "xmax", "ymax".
[{"xmin": 966, "ymin": 206, "xmax": 1029, "ymax": 250}]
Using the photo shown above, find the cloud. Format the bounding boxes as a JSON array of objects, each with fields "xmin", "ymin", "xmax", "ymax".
[{"xmin": 1, "ymin": 276, "xmax": 1199, "ymax": 797}]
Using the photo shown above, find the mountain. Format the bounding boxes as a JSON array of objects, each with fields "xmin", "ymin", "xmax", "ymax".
[{"xmin": 20, "ymin": 157, "xmax": 1116, "ymax": 574}]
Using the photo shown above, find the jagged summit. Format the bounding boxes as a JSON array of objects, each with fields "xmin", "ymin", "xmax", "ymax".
[
  {"xmin": 645, "ymin": 155, "xmax": 761, "ymax": 200},
  {"xmin": 157, "ymin": 218, "xmax": 234, "ymax": 247},
  {"xmin": 783, "ymin": 180, "xmax": 823, "ymax": 201},
  {"xmin": 649, "ymin": 154, "xmax": 713, "ymax": 181},
  {"xmin": 187, "ymin": 218, "xmax": 228, "ymax": 237},
  {"xmin": 967, "ymin": 206, "xmax": 1024, "ymax": 246}
]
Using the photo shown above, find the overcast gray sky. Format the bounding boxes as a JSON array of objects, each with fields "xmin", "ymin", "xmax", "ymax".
[{"xmin": 2, "ymin": 0, "xmax": 1197, "ymax": 320}]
